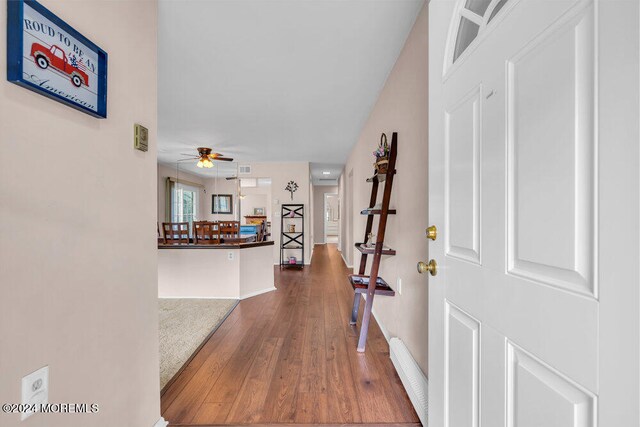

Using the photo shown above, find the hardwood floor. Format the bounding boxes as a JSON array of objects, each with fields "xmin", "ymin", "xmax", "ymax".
[{"xmin": 161, "ymin": 244, "xmax": 421, "ymax": 426}]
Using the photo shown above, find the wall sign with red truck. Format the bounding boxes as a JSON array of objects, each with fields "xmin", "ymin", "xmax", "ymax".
[
  {"xmin": 7, "ymin": 0, "xmax": 108, "ymax": 118},
  {"xmin": 30, "ymin": 43, "xmax": 90, "ymax": 88}
]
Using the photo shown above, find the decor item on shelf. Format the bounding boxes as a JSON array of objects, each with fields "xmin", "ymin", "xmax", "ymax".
[
  {"xmin": 288, "ymin": 224, "xmax": 296, "ymax": 233},
  {"xmin": 289, "ymin": 256, "xmax": 297, "ymax": 265},
  {"xmin": 350, "ymin": 132, "xmax": 398, "ymax": 353},
  {"xmin": 7, "ymin": 0, "xmax": 108, "ymax": 118},
  {"xmin": 212, "ymin": 194, "xmax": 233, "ymax": 214},
  {"xmin": 285, "ymin": 180, "xmax": 299, "ymax": 200},
  {"xmin": 365, "ymin": 232, "xmax": 375, "ymax": 248},
  {"xmin": 373, "ymin": 133, "xmax": 390, "ymax": 174}
]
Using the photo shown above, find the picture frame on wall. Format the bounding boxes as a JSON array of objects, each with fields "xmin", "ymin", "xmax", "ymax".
[
  {"xmin": 253, "ymin": 207, "xmax": 265, "ymax": 215},
  {"xmin": 212, "ymin": 194, "xmax": 233, "ymax": 214},
  {"xmin": 6, "ymin": 0, "xmax": 108, "ymax": 118}
]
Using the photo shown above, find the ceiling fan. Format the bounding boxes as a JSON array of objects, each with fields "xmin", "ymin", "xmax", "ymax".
[{"xmin": 179, "ymin": 147, "xmax": 234, "ymax": 168}]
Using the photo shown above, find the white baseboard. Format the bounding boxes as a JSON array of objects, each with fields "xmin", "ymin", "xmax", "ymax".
[
  {"xmin": 158, "ymin": 296, "xmax": 238, "ymax": 300},
  {"xmin": 340, "ymin": 251, "xmax": 353, "ymax": 269},
  {"xmin": 158, "ymin": 288, "xmax": 276, "ymax": 300},
  {"xmin": 153, "ymin": 417, "xmax": 168, "ymax": 427},
  {"xmin": 240, "ymin": 286, "xmax": 276, "ymax": 300},
  {"xmin": 360, "ymin": 294, "xmax": 391, "ymax": 342},
  {"xmin": 372, "ymin": 307, "xmax": 391, "ymax": 341},
  {"xmin": 389, "ymin": 338, "xmax": 428, "ymax": 426}
]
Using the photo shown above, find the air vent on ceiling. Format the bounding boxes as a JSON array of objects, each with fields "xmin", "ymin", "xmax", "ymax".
[
  {"xmin": 319, "ymin": 178, "xmax": 336, "ymax": 181},
  {"xmin": 239, "ymin": 165, "xmax": 251, "ymax": 174}
]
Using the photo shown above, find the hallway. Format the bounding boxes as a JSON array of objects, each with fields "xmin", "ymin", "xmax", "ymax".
[{"xmin": 161, "ymin": 244, "xmax": 420, "ymax": 426}]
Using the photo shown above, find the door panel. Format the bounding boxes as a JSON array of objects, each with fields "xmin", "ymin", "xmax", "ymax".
[
  {"xmin": 445, "ymin": 302, "xmax": 480, "ymax": 427},
  {"xmin": 506, "ymin": 4, "xmax": 595, "ymax": 297},
  {"xmin": 506, "ymin": 342, "xmax": 596, "ymax": 427},
  {"xmin": 445, "ymin": 87, "xmax": 482, "ymax": 264}
]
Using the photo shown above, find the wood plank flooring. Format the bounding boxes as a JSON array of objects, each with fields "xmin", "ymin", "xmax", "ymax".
[{"xmin": 161, "ymin": 244, "xmax": 420, "ymax": 426}]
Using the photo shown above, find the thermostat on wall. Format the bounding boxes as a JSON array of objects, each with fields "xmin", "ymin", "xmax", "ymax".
[{"xmin": 134, "ymin": 124, "xmax": 149, "ymax": 152}]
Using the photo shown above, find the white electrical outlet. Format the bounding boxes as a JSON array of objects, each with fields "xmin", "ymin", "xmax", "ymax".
[
  {"xmin": 397, "ymin": 278, "xmax": 402, "ymax": 295},
  {"xmin": 21, "ymin": 366, "xmax": 49, "ymax": 420},
  {"xmin": 228, "ymin": 252, "xmax": 234, "ymax": 261}
]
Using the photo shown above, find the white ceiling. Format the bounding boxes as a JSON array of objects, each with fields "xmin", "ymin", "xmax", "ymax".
[
  {"xmin": 310, "ymin": 162, "xmax": 343, "ymax": 186},
  {"xmin": 158, "ymin": 0, "xmax": 424, "ymax": 177}
]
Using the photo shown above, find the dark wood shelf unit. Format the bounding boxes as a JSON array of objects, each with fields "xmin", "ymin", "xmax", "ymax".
[
  {"xmin": 280, "ymin": 204, "xmax": 304, "ymax": 268},
  {"xmin": 348, "ymin": 274, "xmax": 395, "ymax": 296},
  {"xmin": 355, "ymin": 242, "xmax": 396, "ymax": 256},
  {"xmin": 360, "ymin": 208, "xmax": 397, "ymax": 215},
  {"xmin": 350, "ymin": 132, "xmax": 398, "ymax": 353}
]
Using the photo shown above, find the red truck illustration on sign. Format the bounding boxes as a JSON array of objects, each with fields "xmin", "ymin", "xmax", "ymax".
[{"xmin": 30, "ymin": 43, "xmax": 89, "ymax": 88}]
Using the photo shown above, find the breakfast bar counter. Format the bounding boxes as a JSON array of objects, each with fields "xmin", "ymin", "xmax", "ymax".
[{"xmin": 158, "ymin": 241, "xmax": 275, "ymax": 300}]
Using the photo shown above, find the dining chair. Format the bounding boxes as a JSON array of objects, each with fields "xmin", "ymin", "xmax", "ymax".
[
  {"xmin": 162, "ymin": 222, "xmax": 190, "ymax": 245},
  {"xmin": 219, "ymin": 221, "xmax": 240, "ymax": 237},
  {"xmin": 194, "ymin": 221, "xmax": 221, "ymax": 244}
]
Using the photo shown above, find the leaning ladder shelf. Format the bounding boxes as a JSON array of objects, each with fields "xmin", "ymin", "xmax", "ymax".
[
  {"xmin": 280, "ymin": 204, "xmax": 304, "ymax": 269},
  {"xmin": 349, "ymin": 132, "xmax": 398, "ymax": 352}
]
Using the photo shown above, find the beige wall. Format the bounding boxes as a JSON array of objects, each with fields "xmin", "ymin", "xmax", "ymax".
[
  {"xmin": 239, "ymin": 162, "xmax": 311, "ymax": 264},
  {"xmin": 339, "ymin": 168, "xmax": 355, "ymax": 266},
  {"xmin": 203, "ymin": 177, "xmax": 238, "ymax": 222},
  {"xmin": 343, "ymin": 4, "xmax": 428, "ymax": 374},
  {"xmin": 312, "ymin": 185, "xmax": 338, "ymax": 244},
  {"xmin": 239, "ymin": 183, "xmax": 272, "ymax": 223},
  {"xmin": 0, "ymin": 0, "xmax": 160, "ymax": 426}
]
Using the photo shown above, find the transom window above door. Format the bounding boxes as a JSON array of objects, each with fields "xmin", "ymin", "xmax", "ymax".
[{"xmin": 448, "ymin": 0, "xmax": 510, "ymax": 65}]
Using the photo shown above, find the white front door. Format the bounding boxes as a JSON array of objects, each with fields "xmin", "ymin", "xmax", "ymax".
[{"xmin": 428, "ymin": 0, "xmax": 639, "ymax": 426}]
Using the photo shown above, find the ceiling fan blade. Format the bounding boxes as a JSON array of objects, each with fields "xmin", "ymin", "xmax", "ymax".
[
  {"xmin": 177, "ymin": 158, "xmax": 199, "ymax": 162},
  {"xmin": 226, "ymin": 176, "xmax": 239, "ymax": 180},
  {"xmin": 179, "ymin": 153, "xmax": 198, "ymax": 156},
  {"xmin": 216, "ymin": 157, "xmax": 234, "ymax": 162}
]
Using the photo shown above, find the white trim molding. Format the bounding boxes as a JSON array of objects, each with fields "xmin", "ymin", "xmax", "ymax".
[
  {"xmin": 240, "ymin": 286, "xmax": 277, "ymax": 300},
  {"xmin": 360, "ymin": 294, "xmax": 391, "ymax": 341},
  {"xmin": 389, "ymin": 338, "xmax": 429, "ymax": 426},
  {"xmin": 153, "ymin": 417, "xmax": 169, "ymax": 427},
  {"xmin": 340, "ymin": 251, "xmax": 353, "ymax": 269}
]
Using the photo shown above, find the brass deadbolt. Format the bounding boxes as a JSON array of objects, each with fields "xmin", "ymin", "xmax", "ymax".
[{"xmin": 426, "ymin": 225, "xmax": 437, "ymax": 241}]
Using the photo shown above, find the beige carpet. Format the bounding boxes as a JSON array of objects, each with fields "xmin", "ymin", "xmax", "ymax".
[{"xmin": 159, "ymin": 298, "xmax": 238, "ymax": 389}]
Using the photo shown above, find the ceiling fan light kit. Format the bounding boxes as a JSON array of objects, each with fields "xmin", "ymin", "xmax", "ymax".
[
  {"xmin": 187, "ymin": 147, "xmax": 234, "ymax": 168},
  {"xmin": 197, "ymin": 158, "xmax": 214, "ymax": 168}
]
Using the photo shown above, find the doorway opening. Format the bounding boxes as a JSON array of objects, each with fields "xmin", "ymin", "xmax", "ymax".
[{"xmin": 324, "ymin": 192, "xmax": 339, "ymax": 244}]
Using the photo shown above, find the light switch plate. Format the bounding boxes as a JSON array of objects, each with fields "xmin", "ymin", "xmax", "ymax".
[
  {"xmin": 21, "ymin": 366, "xmax": 49, "ymax": 420},
  {"xmin": 228, "ymin": 252, "xmax": 234, "ymax": 261}
]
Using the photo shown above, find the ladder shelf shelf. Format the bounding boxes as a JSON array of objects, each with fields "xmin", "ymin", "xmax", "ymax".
[
  {"xmin": 355, "ymin": 242, "xmax": 396, "ymax": 256},
  {"xmin": 360, "ymin": 208, "xmax": 397, "ymax": 215}
]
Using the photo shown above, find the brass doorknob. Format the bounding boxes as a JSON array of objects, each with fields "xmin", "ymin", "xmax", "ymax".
[
  {"xmin": 426, "ymin": 225, "xmax": 437, "ymax": 241},
  {"xmin": 417, "ymin": 259, "xmax": 438, "ymax": 276}
]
